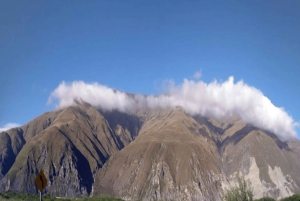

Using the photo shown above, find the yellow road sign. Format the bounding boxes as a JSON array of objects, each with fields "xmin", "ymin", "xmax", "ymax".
[{"xmin": 35, "ymin": 170, "xmax": 47, "ymax": 192}]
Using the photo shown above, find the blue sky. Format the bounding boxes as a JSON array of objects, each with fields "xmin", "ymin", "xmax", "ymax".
[{"xmin": 0, "ymin": 1, "xmax": 299, "ymax": 137}]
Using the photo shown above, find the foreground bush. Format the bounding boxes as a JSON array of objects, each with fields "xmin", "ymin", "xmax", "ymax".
[
  {"xmin": 0, "ymin": 191, "xmax": 124, "ymax": 201},
  {"xmin": 255, "ymin": 197, "xmax": 276, "ymax": 201},
  {"xmin": 224, "ymin": 176, "xmax": 253, "ymax": 201},
  {"xmin": 280, "ymin": 194, "xmax": 300, "ymax": 201}
]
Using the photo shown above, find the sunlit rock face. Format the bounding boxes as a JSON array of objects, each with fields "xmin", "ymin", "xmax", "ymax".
[{"xmin": 1, "ymin": 102, "xmax": 300, "ymax": 200}]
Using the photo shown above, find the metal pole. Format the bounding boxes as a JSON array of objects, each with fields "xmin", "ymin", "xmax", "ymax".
[{"xmin": 40, "ymin": 191, "xmax": 42, "ymax": 201}]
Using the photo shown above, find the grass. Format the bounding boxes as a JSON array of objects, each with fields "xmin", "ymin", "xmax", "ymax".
[
  {"xmin": 0, "ymin": 191, "xmax": 124, "ymax": 201},
  {"xmin": 1, "ymin": 191, "xmax": 300, "ymax": 201}
]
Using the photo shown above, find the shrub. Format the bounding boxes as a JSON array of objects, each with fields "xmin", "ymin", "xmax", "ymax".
[
  {"xmin": 224, "ymin": 176, "xmax": 253, "ymax": 201},
  {"xmin": 255, "ymin": 197, "xmax": 276, "ymax": 201},
  {"xmin": 280, "ymin": 194, "xmax": 300, "ymax": 201}
]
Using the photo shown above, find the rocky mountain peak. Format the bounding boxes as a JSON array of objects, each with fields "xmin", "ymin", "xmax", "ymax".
[{"xmin": 0, "ymin": 104, "xmax": 299, "ymax": 200}]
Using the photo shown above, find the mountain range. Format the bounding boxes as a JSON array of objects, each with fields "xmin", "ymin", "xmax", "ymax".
[{"xmin": 1, "ymin": 101, "xmax": 300, "ymax": 200}]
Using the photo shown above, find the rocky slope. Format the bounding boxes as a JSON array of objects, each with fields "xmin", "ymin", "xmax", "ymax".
[
  {"xmin": 0, "ymin": 102, "xmax": 140, "ymax": 197},
  {"xmin": 93, "ymin": 107, "xmax": 223, "ymax": 201},
  {"xmin": 0, "ymin": 102, "xmax": 300, "ymax": 200}
]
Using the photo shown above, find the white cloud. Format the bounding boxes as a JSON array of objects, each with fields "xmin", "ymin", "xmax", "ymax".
[
  {"xmin": 48, "ymin": 77, "xmax": 299, "ymax": 141},
  {"xmin": 47, "ymin": 81, "xmax": 134, "ymax": 112},
  {"xmin": 193, "ymin": 70, "xmax": 202, "ymax": 79},
  {"xmin": 0, "ymin": 123, "xmax": 20, "ymax": 132}
]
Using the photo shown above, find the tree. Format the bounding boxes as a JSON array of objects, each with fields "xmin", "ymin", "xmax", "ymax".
[
  {"xmin": 225, "ymin": 176, "xmax": 254, "ymax": 201},
  {"xmin": 280, "ymin": 194, "xmax": 300, "ymax": 201},
  {"xmin": 255, "ymin": 197, "xmax": 276, "ymax": 201}
]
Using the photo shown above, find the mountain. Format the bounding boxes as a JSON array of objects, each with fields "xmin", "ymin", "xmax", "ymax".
[
  {"xmin": 0, "ymin": 103, "xmax": 140, "ymax": 197},
  {"xmin": 0, "ymin": 102, "xmax": 300, "ymax": 200}
]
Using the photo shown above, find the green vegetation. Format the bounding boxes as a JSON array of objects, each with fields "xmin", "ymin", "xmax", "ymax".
[
  {"xmin": 224, "ymin": 175, "xmax": 300, "ymax": 201},
  {"xmin": 1, "ymin": 191, "xmax": 300, "ymax": 201},
  {"xmin": 224, "ymin": 176, "xmax": 253, "ymax": 201},
  {"xmin": 0, "ymin": 191, "xmax": 124, "ymax": 201},
  {"xmin": 255, "ymin": 197, "xmax": 276, "ymax": 201},
  {"xmin": 280, "ymin": 194, "xmax": 300, "ymax": 201}
]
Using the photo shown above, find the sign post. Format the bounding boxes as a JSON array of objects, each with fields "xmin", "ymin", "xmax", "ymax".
[{"xmin": 35, "ymin": 170, "xmax": 48, "ymax": 201}]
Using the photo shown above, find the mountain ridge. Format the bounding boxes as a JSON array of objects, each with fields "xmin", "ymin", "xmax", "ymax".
[{"xmin": 0, "ymin": 102, "xmax": 299, "ymax": 200}]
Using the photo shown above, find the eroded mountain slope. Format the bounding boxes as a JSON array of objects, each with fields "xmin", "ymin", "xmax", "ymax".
[
  {"xmin": 0, "ymin": 103, "xmax": 141, "ymax": 197},
  {"xmin": 93, "ymin": 107, "xmax": 223, "ymax": 201},
  {"xmin": 0, "ymin": 104, "xmax": 300, "ymax": 201}
]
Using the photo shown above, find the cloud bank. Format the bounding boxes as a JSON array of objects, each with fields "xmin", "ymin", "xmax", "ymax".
[
  {"xmin": 47, "ymin": 77, "xmax": 299, "ymax": 140},
  {"xmin": 0, "ymin": 123, "xmax": 20, "ymax": 132}
]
